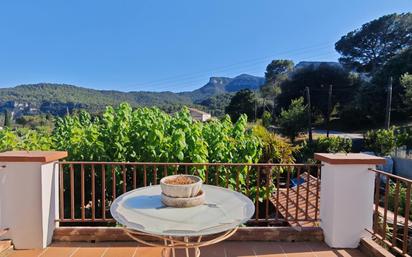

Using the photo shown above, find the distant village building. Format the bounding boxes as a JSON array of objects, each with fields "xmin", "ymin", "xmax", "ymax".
[{"xmin": 188, "ymin": 108, "xmax": 211, "ymax": 122}]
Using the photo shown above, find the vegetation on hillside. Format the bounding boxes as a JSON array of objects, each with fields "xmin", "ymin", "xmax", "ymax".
[
  {"xmin": 199, "ymin": 93, "xmax": 233, "ymax": 117},
  {"xmin": 0, "ymin": 83, "xmax": 192, "ymax": 115}
]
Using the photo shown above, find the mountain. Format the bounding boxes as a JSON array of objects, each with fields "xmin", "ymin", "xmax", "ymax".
[
  {"xmin": 224, "ymin": 74, "xmax": 265, "ymax": 92},
  {"xmin": 0, "ymin": 73, "xmax": 264, "ymax": 116},
  {"xmin": 181, "ymin": 74, "xmax": 265, "ymax": 102},
  {"xmin": 179, "ymin": 77, "xmax": 232, "ymax": 102}
]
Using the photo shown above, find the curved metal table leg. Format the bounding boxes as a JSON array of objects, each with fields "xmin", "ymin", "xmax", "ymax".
[{"xmin": 124, "ymin": 227, "xmax": 238, "ymax": 257}]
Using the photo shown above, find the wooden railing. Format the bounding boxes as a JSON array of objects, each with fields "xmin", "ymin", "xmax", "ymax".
[
  {"xmin": 370, "ymin": 169, "xmax": 412, "ymax": 257},
  {"xmin": 57, "ymin": 162, "xmax": 321, "ymax": 227}
]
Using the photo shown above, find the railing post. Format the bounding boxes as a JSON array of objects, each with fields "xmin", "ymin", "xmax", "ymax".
[
  {"xmin": 314, "ymin": 153, "xmax": 385, "ymax": 248},
  {"xmin": 0, "ymin": 151, "xmax": 67, "ymax": 249}
]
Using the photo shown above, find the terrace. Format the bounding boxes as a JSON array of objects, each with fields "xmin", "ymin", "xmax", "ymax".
[
  {"xmin": 7, "ymin": 241, "xmax": 368, "ymax": 257},
  {"xmin": 0, "ymin": 151, "xmax": 408, "ymax": 257}
]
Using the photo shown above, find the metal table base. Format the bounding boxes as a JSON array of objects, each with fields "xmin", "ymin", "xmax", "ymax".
[{"xmin": 124, "ymin": 227, "xmax": 238, "ymax": 257}]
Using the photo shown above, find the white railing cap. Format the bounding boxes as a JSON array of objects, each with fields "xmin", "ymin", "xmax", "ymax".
[{"xmin": 314, "ymin": 153, "xmax": 386, "ymax": 165}]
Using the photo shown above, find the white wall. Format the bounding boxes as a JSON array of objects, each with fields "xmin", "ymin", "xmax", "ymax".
[
  {"xmin": 41, "ymin": 162, "xmax": 59, "ymax": 247},
  {"xmin": 0, "ymin": 162, "xmax": 59, "ymax": 249},
  {"xmin": 320, "ymin": 163, "xmax": 375, "ymax": 248}
]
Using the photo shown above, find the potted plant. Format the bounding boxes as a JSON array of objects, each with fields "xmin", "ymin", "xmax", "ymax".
[{"xmin": 160, "ymin": 175, "xmax": 204, "ymax": 207}]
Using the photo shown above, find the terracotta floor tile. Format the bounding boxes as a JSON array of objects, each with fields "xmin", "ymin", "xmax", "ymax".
[
  {"xmin": 197, "ymin": 243, "xmax": 225, "ymax": 257},
  {"xmin": 70, "ymin": 247, "xmax": 108, "ymax": 257},
  {"xmin": 134, "ymin": 246, "xmax": 163, "ymax": 257},
  {"xmin": 102, "ymin": 246, "xmax": 136, "ymax": 257},
  {"xmin": 224, "ymin": 242, "xmax": 256, "ymax": 257},
  {"xmin": 39, "ymin": 247, "xmax": 77, "ymax": 257},
  {"xmin": 172, "ymin": 248, "xmax": 199, "ymax": 257},
  {"xmin": 8, "ymin": 249, "xmax": 46, "ymax": 257},
  {"xmin": 107, "ymin": 242, "xmax": 139, "ymax": 247},
  {"xmin": 6, "ymin": 242, "xmax": 369, "ymax": 257},
  {"xmin": 305, "ymin": 242, "xmax": 330, "ymax": 252},
  {"xmin": 253, "ymin": 242, "xmax": 285, "ymax": 257},
  {"xmin": 311, "ymin": 251, "xmax": 339, "ymax": 256},
  {"xmin": 279, "ymin": 242, "xmax": 315, "ymax": 257},
  {"xmin": 313, "ymin": 249, "xmax": 366, "ymax": 257},
  {"xmin": 306, "ymin": 242, "xmax": 338, "ymax": 257},
  {"xmin": 306, "ymin": 242, "xmax": 366, "ymax": 257},
  {"xmin": 334, "ymin": 249, "xmax": 365, "ymax": 257},
  {"xmin": 286, "ymin": 254, "xmax": 315, "ymax": 257},
  {"xmin": 314, "ymin": 250, "xmax": 340, "ymax": 257}
]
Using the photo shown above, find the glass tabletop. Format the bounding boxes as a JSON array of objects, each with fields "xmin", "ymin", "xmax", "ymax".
[{"xmin": 110, "ymin": 185, "xmax": 255, "ymax": 237}]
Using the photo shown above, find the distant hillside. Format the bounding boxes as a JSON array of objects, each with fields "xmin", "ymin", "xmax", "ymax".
[
  {"xmin": 0, "ymin": 84, "xmax": 192, "ymax": 115},
  {"xmin": 0, "ymin": 73, "xmax": 264, "ymax": 116}
]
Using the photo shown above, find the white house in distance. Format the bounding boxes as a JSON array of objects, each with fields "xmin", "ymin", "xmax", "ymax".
[{"xmin": 188, "ymin": 108, "xmax": 211, "ymax": 122}]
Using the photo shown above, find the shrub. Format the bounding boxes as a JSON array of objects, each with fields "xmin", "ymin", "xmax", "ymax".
[
  {"xmin": 316, "ymin": 136, "xmax": 352, "ymax": 153},
  {"xmin": 53, "ymin": 103, "xmax": 262, "ymax": 164},
  {"xmin": 252, "ymin": 125, "xmax": 298, "ymax": 163},
  {"xmin": 396, "ymin": 127, "xmax": 412, "ymax": 150},
  {"xmin": 296, "ymin": 136, "xmax": 352, "ymax": 163},
  {"xmin": 0, "ymin": 129, "xmax": 18, "ymax": 152},
  {"xmin": 16, "ymin": 128, "xmax": 52, "ymax": 151},
  {"xmin": 262, "ymin": 111, "xmax": 272, "ymax": 128},
  {"xmin": 364, "ymin": 128, "xmax": 396, "ymax": 156},
  {"xmin": 277, "ymin": 97, "xmax": 307, "ymax": 142},
  {"xmin": 0, "ymin": 128, "xmax": 52, "ymax": 152}
]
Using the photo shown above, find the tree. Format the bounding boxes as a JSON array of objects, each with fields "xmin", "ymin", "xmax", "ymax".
[
  {"xmin": 199, "ymin": 93, "xmax": 233, "ymax": 118},
  {"xmin": 3, "ymin": 110, "xmax": 11, "ymax": 127},
  {"xmin": 278, "ymin": 97, "xmax": 307, "ymax": 142},
  {"xmin": 225, "ymin": 89, "xmax": 257, "ymax": 122},
  {"xmin": 401, "ymin": 72, "xmax": 412, "ymax": 106},
  {"xmin": 335, "ymin": 13, "xmax": 412, "ymax": 73},
  {"xmin": 277, "ymin": 63, "xmax": 361, "ymax": 122},
  {"xmin": 15, "ymin": 115, "xmax": 54, "ymax": 129},
  {"xmin": 264, "ymin": 60, "xmax": 295, "ymax": 85},
  {"xmin": 260, "ymin": 60, "xmax": 294, "ymax": 118},
  {"xmin": 363, "ymin": 47, "xmax": 412, "ymax": 121}
]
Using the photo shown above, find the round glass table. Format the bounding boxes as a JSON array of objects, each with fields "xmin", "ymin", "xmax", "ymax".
[{"xmin": 110, "ymin": 184, "xmax": 255, "ymax": 257}]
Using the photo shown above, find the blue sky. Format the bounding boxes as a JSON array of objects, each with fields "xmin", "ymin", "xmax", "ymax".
[{"xmin": 0, "ymin": 1, "xmax": 411, "ymax": 92}]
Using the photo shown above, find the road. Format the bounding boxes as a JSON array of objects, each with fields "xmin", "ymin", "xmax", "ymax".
[{"xmin": 312, "ymin": 129, "xmax": 363, "ymax": 139}]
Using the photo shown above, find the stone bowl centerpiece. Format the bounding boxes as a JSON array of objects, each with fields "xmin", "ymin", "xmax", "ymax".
[{"xmin": 160, "ymin": 175, "xmax": 204, "ymax": 208}]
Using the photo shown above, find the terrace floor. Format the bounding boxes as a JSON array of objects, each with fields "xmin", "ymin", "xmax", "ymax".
[{"xmin": 5, "ymin": 241, "xmax": 367, "ymax": 257}]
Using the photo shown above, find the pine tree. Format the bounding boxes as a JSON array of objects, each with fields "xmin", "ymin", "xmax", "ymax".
[{"xmin": 3, "ymin": 110, "xmax": 11, "ymax": 127}]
